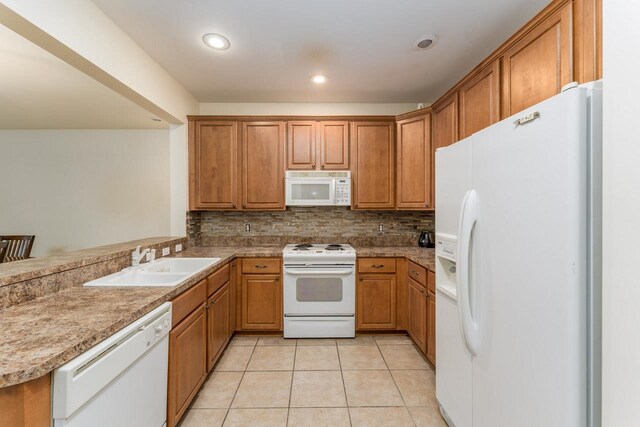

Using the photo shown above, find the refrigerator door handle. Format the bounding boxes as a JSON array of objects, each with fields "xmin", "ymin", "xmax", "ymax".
[{"xmin": 457, "ymin": 189, "xmax": 480, "ymax": 356}]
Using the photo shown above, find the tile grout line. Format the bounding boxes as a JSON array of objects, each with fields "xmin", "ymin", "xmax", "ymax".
[
  {"xmin": 222, "ymin": 340, "xmax": 258, "ymax": 425},
  {"xmin": 375, "ymin": 337, "xmax": 418, "ymax": 427},
  {"xmin": 336, "ymin": 337, "xmax": 353, "ymax": 427},
  {"xmin": 285, "ymin": 340, "xmax": 298, "ymax": 426}
]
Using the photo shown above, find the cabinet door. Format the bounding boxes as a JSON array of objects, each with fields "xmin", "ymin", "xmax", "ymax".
[
  {"xmin": 207, "ymin": 283, "xmax": 230, "ymax": 371},
  {"xmin": 168, "ymin": 307, "xmax": 207, "ymax": 427},
  {"xmin": 427, "ymin": 291, "xmax": 436, "ymax": 365},
  {"xmin": 190, "ymin": 121, "xmax": 239, "ymax": 210},
  {"xmin": 287, "ymin": 121, "xmax": 316, "ymax": 170},
  {"xmin": 459, "ymin": 61, "xmax": 501, "ymax": 139},
  {"xmin": 407, "ymin": 278, "xmax": 427, "ymax": 354},
  {"xmin": 350, "ymin": 122, "xmax": 395, "ymax": 209},
  {"xmin": 396, "ymin": 114, "xmax": 432, "ymax": 210},
  {"xmin": 319, "ymin": 121, "xmax": 349, "ymax": 170},
  {"xmin": 229, "ymin": 261, "xmax": 237, "ymax": 334},
  {"xmin": 241, "ymin": 274, "xmax": 282, "ymax": 330},
  {"xmin": 501, "ymin": 2, "xmax": 572, "ymax": 116},
  {"xmin": 242, "ymin": 121, "xmax": 285, "ymax": 210},
  {"xmin": 433, "ymin": 93, "xmax": 458, "ymax": 150},
  {"xmin": 356, "ymin": 274, "xmax": 397, "ymax": 330}
]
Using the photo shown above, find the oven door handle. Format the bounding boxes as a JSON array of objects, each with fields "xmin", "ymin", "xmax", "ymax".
[{"xmin": 284, "ymin": 269, "xmax": 354, "ymax": 276}]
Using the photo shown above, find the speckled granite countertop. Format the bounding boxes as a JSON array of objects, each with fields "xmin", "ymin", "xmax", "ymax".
[{"xmin": 0, "ymin": 245, "xmax": 433, "ymax": 388}]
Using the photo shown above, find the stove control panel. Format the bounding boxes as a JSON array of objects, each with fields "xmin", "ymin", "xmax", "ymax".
[{"xmin": 335, "ymin": 179, "xmax": 351, "ymax": 205}]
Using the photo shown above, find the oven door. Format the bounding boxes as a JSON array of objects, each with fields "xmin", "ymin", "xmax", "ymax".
[
  {"xmin": 285, "ymin": 178, "xmax": 335, "ymax": 206},
  {"xmin": 283, "ymin": 265, "xmax": 355, "ymax": 316}
]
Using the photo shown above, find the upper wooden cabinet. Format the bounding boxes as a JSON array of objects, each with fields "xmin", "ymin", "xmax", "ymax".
[
  {"xmin": 242, "ymin": 121, "xmax": 286, "ymax": 210},
  {"xmin": 501, "ymin": 2, "xmax": 573, "ymax": 116},
  {"xmin": 433, "ymin": 93, "xmax": 459, "ymax": 150},
  {"xmin": 396, "ymin": 114, "xmax": 432, "ymax": 210},
  {"xmin": 318, "ymin": 121, "xmax": 350, "ymax": 170},
  {"xmin": 189, "ymin": 121, "xmax": 240, "ymax": 210},
  {"xmin": 287, "ymin": 121, "xmax": 316, "ymax": 170},
  {"xmin": 459, "ymin": 61, "xmax": 501, "ymax": 139},
  {"xmin": 286, "ymin": 120, "xmax": 350, "ymax": 171},
  {"xmin": 350, "ymin": 121, "xmax": 395, "ymax": 209}
]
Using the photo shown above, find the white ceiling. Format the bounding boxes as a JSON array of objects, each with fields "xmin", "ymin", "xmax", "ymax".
[
  {"xmin": 92, "ymin": 0, "xmax": 550, "ymax": 103},
  {"xmin": 0, "ymin": 24, "xmax": 168, "ymax": 130}
]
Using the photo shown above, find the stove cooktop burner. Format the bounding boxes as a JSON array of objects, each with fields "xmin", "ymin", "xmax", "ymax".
[
  {"xmin": 325, "ymin": 246, "xmax": 344, "ymax": 251},
  {"xmin": 295, "ymin": 244, "xmax": 313, "ymax": 248},
  {"xmin": 326, "ymin": 244, "xmax": 343, "ymax": 248}
]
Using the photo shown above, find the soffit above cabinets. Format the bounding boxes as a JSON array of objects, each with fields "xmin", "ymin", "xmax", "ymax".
[
  {"xmin": 92, "ymin": 0, "xmax": 549, "ymax": 103},
  {"xmin": 0, "ymin": 24, "xmax": 168, "ymax": 130}
]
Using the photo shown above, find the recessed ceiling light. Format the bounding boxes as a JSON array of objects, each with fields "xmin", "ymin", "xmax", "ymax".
[
  {"xmin": 203, "ymin": 33, "xmax": 230, "ymax": 50},
  {"xmin": 311, "ymin": 74, "xmax": 328, "ymax": 84},
  {"xmin": 415, "ymin": 34, "xmax": 438, "ymax": 50}
]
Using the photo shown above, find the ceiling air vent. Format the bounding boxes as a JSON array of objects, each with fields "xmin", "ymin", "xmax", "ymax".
[{"xmin": 415, "ymin": 35, "xmax": 438, "ymax": 50}]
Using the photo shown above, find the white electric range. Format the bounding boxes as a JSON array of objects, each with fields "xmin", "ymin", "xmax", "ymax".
[{"xmin": 282, "ymin": 244, "xmax": 356, "ymax": 338}]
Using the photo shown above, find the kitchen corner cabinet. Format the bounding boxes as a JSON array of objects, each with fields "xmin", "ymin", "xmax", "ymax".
[
  {"xmin": 459, "ymin": 61, "xmax": 501, "ymax": 139},
  {"xmin": 189, "ymin": 121, "xmax": 240, "ymax": 210},
  {"xmin": 356, "ymin": 258, "xmax": 398, "ymax": 330},
  {"xmin": 396, "ymin": 114, "xmax": 432, "ymax": 210},
  {"xmin": 240, "ymin": 258, "xmax": 283, "ymax": 331},
  {"xmin": 168, "ymin": 280, "xmax": 207, "ymax": 427},
  {"xmin": 242, "ymin": 121, "xmax": 286, "ymax": 210},
  {"xmin": 350, "ymin": 121, "xmax": 395, "ymax": 209},
  {"xmin": 501, "ymin": 1, "xmax": 573, "ymax": 117}
]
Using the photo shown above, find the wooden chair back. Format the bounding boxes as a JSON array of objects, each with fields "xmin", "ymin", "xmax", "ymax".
[
  {"xmin": 0, "ymin": 235, "xmax": 35, "ymax": 262},
  {"xmin": 0, "ymin": 241, "xmax": 8, "ymax": 263}
]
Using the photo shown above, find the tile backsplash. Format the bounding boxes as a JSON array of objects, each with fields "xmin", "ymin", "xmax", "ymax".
[{"xmin": 188, "ymin": 208, "xmax": 434, "ymax": 247}]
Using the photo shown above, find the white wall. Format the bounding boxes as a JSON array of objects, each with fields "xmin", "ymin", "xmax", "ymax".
[
  {"xmin": 199, "ymin": 103, "xmax": 424, "ymax": 116},
  {"xmin": 0, "ymin": 129, "xmax": 170, "ymax": 257},
  {"xmin": 0, "ymin": 0, "xmax": 199, "ymax": 124},
  {"xmin": 601, "ymin": 2, "xmax": 640, "ymax": 425}
]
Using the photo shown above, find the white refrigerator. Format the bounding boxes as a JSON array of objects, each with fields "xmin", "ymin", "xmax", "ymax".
[{"xmin": 435, "ymin": 82, "xmax": 602, "ymax": 427}]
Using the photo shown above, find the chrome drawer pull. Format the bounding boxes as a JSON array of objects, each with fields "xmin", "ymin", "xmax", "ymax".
[
  {"xmin": 372, "ymin": 264, "xmax": 384, "ymax": 268},
  {"xmin": 255, "ymin": 265, "xmax": 267, "ymax": 268}
]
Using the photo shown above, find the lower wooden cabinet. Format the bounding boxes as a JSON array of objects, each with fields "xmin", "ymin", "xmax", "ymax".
[
  {"xmin": 241, "ymin": 274, "xmax": 282, "ymax": 330},
  {"xmin": 206, "ymin": 283, "xmax": 230, "ymax": 371},
  {"xmin": 169, "ymin": 264, "xmax": 234, "ymax": 427},
  {"xmin": 427, "ymin": 290, "xmax": 436, "ymax": 365},
  {"xmin": 239, "ymin": 258, "xmax": 283, "ymax": 331},
  {"xmin": 405, "ymin": 265, "xmax": 436, "ymax": 366},
  {"xmin": 356, "ymin": 273, "xmax": 397, "ymax": 330},
  {"xmin": 168, "ymin": 304, "xmax": 207, "ymax": 427},
  {"xmin": 407, "ymin": 277, "xmax": 427, "ymax": 353}
]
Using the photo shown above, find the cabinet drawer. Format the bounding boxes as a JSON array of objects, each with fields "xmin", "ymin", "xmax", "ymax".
[
  {"xmin": 407, "ymin": 260, "xmax": 427, "ymax": 287},
  {"xmin": 172, "ymin": 279, "xmax": 206, "ymax": 327},
  {"xmin": 207, "ymin": 264, "xmax": 230, "ymax": 296},
  {"xmin": 427, "ymin": 269, "xmax": 435, "ymax": 294},
  {"xmin": 358, "ymin": 258, "xmax": 396, "ymax": 273},
  {"xmin": 241, "ymin": 258, "xmax": 281, "ymax": 274}
]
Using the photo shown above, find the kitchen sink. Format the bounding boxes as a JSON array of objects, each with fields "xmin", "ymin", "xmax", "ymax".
[
  {"xmin": 138, "ymin": 257, "xmax": 221, "ymax": 274},
  {"xmin": 84, "ymin": 257, "xmax": 221, "ymax": 287}
]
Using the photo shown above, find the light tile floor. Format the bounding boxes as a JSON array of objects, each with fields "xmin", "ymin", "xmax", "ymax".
[{"xmin": 180, "ymin": 335, "xmax": 447, "ymax": 427}]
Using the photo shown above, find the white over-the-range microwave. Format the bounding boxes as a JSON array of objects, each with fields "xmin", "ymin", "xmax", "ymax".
[{"xmin": 285, "ymin": 171, "xmax": 351, "ymax": 206}]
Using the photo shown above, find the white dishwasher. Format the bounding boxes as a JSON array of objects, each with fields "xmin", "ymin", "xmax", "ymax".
[{"xmin": 52, "ymin": 302, "xmax": 172, "ymax": 427}]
